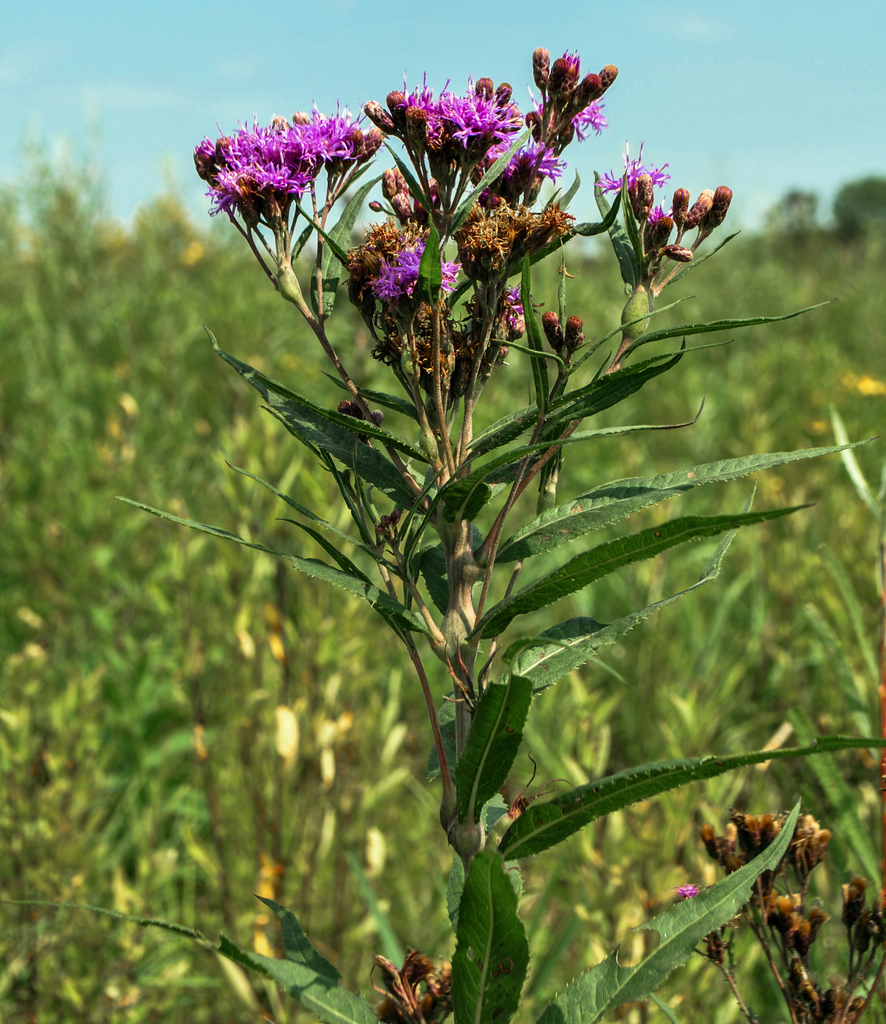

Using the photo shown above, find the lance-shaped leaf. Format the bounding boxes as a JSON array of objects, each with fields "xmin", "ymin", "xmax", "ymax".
[
  {"xmin": 619, "ymin": 300, "xmax": 833, "ymax": 362},
  {"xmin": 211, "ymin": 333, "xmax": 427, "ymax": 466},
  {"xmin": 324, "ymin": 375, "xmax": 420, "ymax": 423},
  {"xmin": 545, "ymin": 349, "xmax": 682, "ymax": 427},
  {"xmin": 471, "ymin": 403, "xmax": 540, "ymax": 457},
  {"xmin": 441, "ymin": 417, "xmax": 701, "ymax": 525},
  {"xmin": 497, "ymin": 441, "xmax": 870, "ymax": 563},
  {"xmin": 534, "ymin": 804, "xmax": 801, "ymax": 1024},
  {"xmin": 311, "ymin": 174, "xmax": 382, "ymax": 318},
  {"xmin": 228, "ymin": 463, "xmax": 374, "ymax": 556},
  {"xmin": 4, "ymin": 898, "xmax": 376, "ymax": 1024},
  {"xmin": 450, "ymin": 131, "xmax": 530, "ymax": 234},
  {"xmin": 239, "ymin": 898, "xmax": 378, "ymax": 1024},
  {"xmin": 522, "ymin": 255, "xmax": 549, "ymax": 412},
  {"xmin": 418, "ymin": 221, "xmax": 444, "ymax": 305},
  {"xmin": 499, "ymin": 739, "xmax": 883, "ymax": 860},
  {"xmin": 455, "ymin": 676, "xmax": 533, "ymax": 827},
  {"xmin": 117, "ymin": 499, "xmax": 432, "ymax": 637},
  {"xmin": 512, "ymin": 524, "xmax": 740, "ymax": 687},
  {"xmin": 594, "ymin": 177, "xmax": 638, "ymax": 288},
  {"xmin": 473, "ymin": 505, "xmax": 805, "ymax": 640},
  {"xmin": 452, "ymin": 849, "xmax": 529, "ymax": 1024}
]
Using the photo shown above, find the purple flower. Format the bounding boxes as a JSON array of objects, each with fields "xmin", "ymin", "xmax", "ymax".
[
  {"xmin": 598, "ymin": 143, "xmax": 670, "ymax": 195},
  {"xmin": 372, "ymin": 239, "xmax": 460, "ymax": 301},
  {"xmin": 503, "ymin": 286, "xmax": 524, "ymax": 333},
  {"xmin": 396, "ymin": 76, "xmax": 523, "ymax": 154},
  {"xmin": 675, "ymin": 884, "xmax": 700, "ymax": 899},
  {"xmin": 573, "ymin": 101, "xmax": 607, "ymax": 140},
  {"xmin": 196, "ymin": 107, "xmax": 378, "ymax": 220}
]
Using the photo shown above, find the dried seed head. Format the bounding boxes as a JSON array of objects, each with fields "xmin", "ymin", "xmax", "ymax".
[{"xmin": 842, "ymin": 876, "xmax": 868, "ymax": 927}]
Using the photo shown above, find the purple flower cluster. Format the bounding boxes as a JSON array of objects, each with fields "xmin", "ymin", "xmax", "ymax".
[
  {"xmin": 395, "ymin": 76, "xmax": 524, "ymax": 153},
  {"xmin": 372, "ymin": 239, "xmax": 461, "ymax": 301},
  {"xmin": 598, "ymin": 143, "xmax": 670, "ymax": 196},
  {"xmin": 195, "ymin": 109, "xmax": 382, "ymax": 220}
]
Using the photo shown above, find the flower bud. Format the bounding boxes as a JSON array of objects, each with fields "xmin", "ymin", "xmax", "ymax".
[
  {"xmin": 629, "ymin": 174, "xmax": 654, "ymax": 222},
  {"xmin": 574, "ymin": 73, "xmax": 603, "ymax": 109},
  {"xmin": 525, "ymin": 110, "xmax": 542, "ymax": 142},
  {"xmin": 495, "ymin": 82, "xmax": 513, "ymax": 105},
  {"xmin": 405, "ymin": 105, "xmax": 429, "ymax": 151},
  {"xmin": 382, "ymin": 167, "xmax": 407, "ymax": 201},
  {"xmin": 548, "ymin": 54, "xmax": 581, "ymax": 98},
  {"xmin": 270, "ymin": 114, "xmax": 290, "ymax": 131},
  {"xmin": 533, "ymin": 48, "xmax": 551, "ymax": 90},
  {"xmin": 368, "ymin": 201, "xmax": 384, "ymax": 213},
  {"xmin": 685, "ymin": 189, "xmax": 714, "ymax": 229},
  {"xmin": 564, "ymin": 315, "xmax": 584, "ymax": 350},
  {"xmin": 363, "ymin": 101, "xmax": 395, "ymax": 134},
  {"xmin": 706, "ymin": 186, "xmax": 733, "ymax": 227},
  {"xmin": 664, "ymin": 244, "xmax": 693, "ymax": 263},
  {"xmin": 671, "ymin": 188, "xmax": 690, "ymax": 228},
  {"xmin": 649, "ymin": 214, "xmax": 674, "ymax": 249},
  {"xmin": 542, "ymin": 310, "xmax": 563, "ymax": 351},
  {"xmin": 599, "ymin": 65, "xmax": 619, "ymax": 92},
  {"xmin": 475, "ymin": 77, "xmax": 494, "ymax": 100},
  {"xmin": 291, "ymin": 111, "xmax": 311, "ymax": 125}
]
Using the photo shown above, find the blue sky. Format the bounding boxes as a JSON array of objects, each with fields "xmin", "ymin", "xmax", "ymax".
[{"xmin": 3, "ymin": 0, "xmax": 884, "ymax": 230}]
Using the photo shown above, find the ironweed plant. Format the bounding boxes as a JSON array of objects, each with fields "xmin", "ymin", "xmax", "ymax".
[{"xmin": 105, "ymin": 46, "xmax": 884, "ymax": 1021}]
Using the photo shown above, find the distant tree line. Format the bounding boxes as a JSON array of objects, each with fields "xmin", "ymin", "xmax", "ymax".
[{"xmin": 772, "ymin": 175, "xmax": 886, "ymax": 239}]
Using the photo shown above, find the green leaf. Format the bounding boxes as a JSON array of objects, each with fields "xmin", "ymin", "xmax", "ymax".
[
  {"xmin": 448, "ymin": 855, "xmax": 465, "ymax": 930},
  {"xmin": 572, "ymin": 186, "xmax": 621, "ymax": 237},
  {"xmin": 419, "ymin": 543, "xmax": 451, "ymax": 616},
  {"xmin": 293, "ymin": 199, "xmax": 350, "ymax": 267},
  {"xmin": 450, "ymin": 131, "xmax": 530, "ymax": 234},
  {"xmin": 455, "ymin": 676, "xmax": 533, "ymax": 827},
  {"xmin": 471, "ymin": 404, "xmax": 540, "ymax": 457},
  {"xmin": 497, "ymin": 442, "xmax": 869, "ymax": 563},
  {"xmin": 210, "ymin": 333, "xmax": 428, "ymax": 466},
  {"xmin": 788, "ymin": 709, "xmax": 881, "ymax": 882},
  {"xmin": 324, "ymin": 375, "xmax": 420, "ymax": 423},
  {"xmin": 620, "ymin": 300, "xmax": 833, "ymax": 361},
  {"xmin": 555, "ymin": 171, "xmax": 581, "ymax": 213},
  {"xmin": 546, "ymin": 350, "xmax": 682, "ymax": 426},
  {"xmin": 452, "ymin": 849, "xmax": 529, "ymax": 1024},
  {"xmin": 117, "ymin": 499, "xmax": 432, "ymax": 636},
  {"xmin": 418, "ymin": 221, "xmax": 444, "ymax": 305},
  {"xmin": 594, "ymin": 176, "xmax": 638, "ymax": 288},
  {"xmin": 513, "ymin": 523, "xmax": 743, "ymax": 687},
  {"xmin": 499, "ymin": 738, "xmax": 882, "ymax": 860},
  {"xmin": 473, "ymin": 505, "xmax": 804, "ymax": 640},
  {"xmin": 227, "ymin": 463, "xmax": 373, "ymax": 556},
  {"xmin": 311, "ymin": 174, "xmax": 382, "ymax": 318},
  {"xmin": 257, "ymin": 896, "xmax": 341, "ymax": 981},
  {"xmin": 534, "ymin": 804, "xmax": 801, "ymax": 1024},
  {"xmin": 2, "ymin": 897, "xmax": 376, "ymax": 1024},
  {"xmin": 522, "ymin": 256, "xmax": 550, "ymax": 412}
]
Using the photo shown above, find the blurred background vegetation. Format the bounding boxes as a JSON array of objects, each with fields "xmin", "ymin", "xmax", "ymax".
[{"xmin": 1, "ymin": 155, "xmax": 884, "ymax": 1023}]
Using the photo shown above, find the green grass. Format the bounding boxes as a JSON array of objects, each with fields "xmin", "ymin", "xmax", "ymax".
[{"xmin": 1, "ymin": 157, "xmax": 884, "ymax": 1022}]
